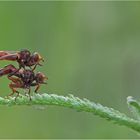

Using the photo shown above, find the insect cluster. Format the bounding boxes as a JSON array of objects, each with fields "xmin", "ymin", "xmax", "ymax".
[{"xmin": 0, "ymin": 49, "xmax": 48, "ymax": 100}]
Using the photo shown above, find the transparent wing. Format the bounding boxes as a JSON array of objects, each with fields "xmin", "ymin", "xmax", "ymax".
[{"xmin": 0, "ymin": 54, "xmax": 18, "ymax": 61}]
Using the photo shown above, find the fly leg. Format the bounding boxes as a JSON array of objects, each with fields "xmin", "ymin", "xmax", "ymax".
[
  {"xmin": 15, "ymin": 91, "xmax": 20, "ymax": 101},
  {"xmin": 28, "ymin": 88, "xmax": 31, "ymax": 101},
  {"xmin": 8, "ymin": 83, "xmax": 20, "ymax": 101},
  {"xmin": 24, "ymin": 88, "xmax": 31, "ymax": 100},
  {"xmin": 8, "ymin": 76, "xmax": 23, "ymax": 101},
  {"xmin": 24, "ymin": 89, "xmax": 28, "ymax": 97},
  {"xmin": 35, "ymin": 84, "xmax": 40, "ymax": 93},
  {"xmin": 31, "ymin": 64, "xmax": 38, "ymax": 71},
  {"xmin": 31, "ymin": 83, "xmax": 40, "ymax": 93}
]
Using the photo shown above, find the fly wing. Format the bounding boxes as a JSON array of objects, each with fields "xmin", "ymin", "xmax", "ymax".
[
  {"xmin": 0, "ymin": 54, "xmax": 18, "ymax": 61},
  {"xmin": 0, "ymin": 51, "xmax": 18, "ymax": 57},
  {"xmin": 0, "ymin": 64, "xmax": 17, "ymax": 77}
]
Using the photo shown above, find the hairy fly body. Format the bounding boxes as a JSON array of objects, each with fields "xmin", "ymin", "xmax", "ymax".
[
  {"xmin": 0, "ymin": 64, "xmax": 48, "ymax": 100},
  {"xmin": 0, "ymin": 49, "xmax": 44, "ymax": 71}
]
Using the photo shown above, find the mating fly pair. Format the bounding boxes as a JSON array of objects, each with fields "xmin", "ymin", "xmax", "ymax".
[{"xmin": 0, "ymin": 49, "xmax": 48, "ymax": 100}]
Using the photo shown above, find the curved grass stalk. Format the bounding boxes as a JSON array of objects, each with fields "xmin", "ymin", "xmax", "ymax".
[
  {"xmin": 127, "ymin": 96, "xmax": 140, "ymax": 121},
  {"xmin": 0, "ymin": 93, "xmax": 140, "ymax": 133}
]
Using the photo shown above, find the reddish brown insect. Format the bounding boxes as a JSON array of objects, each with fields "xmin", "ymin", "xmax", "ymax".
[
  {"xmin": 0, "ymin": 64, "xmax": 48, "ymax": 100},
  {"xmin": 0, "ymin": 49, "xmax": 44, "ymax": 71}
]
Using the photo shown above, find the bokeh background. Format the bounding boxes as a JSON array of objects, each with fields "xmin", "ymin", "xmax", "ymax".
[{"xmin": 0, "ymin": 1, "xmax": 140, "ymax": 138}]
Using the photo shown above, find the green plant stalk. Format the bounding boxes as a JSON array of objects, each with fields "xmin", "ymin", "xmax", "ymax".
[
  {"xmin": 0, "ymin": 93, "xmax": 140, "ymax": 133},
  {"xmin": 127, "ymin": 96, "xmax": 140, "ymax": 121}
]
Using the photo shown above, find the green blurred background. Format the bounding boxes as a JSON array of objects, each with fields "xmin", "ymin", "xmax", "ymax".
[{"xmin": 0, "ymin": 1, "xmax": 140, "ymax": 138}]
